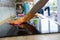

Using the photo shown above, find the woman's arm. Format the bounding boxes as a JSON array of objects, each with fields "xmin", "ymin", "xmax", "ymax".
[
  {"xmin": 9, "ymin": 0, "xmax": 49, "ymax": 25},
  {"xmin": 19, "ymin": 0, "xmax": 49, "ymax": 22}
]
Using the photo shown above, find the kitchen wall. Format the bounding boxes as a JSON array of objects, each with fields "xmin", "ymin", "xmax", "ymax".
[
  {"xmin": 0, "ymin": 0, "xmax": 16, "ymax": 22},
  {"xmin": 0, "ymin": 7, "xmax": 16, "ymax": 22}
]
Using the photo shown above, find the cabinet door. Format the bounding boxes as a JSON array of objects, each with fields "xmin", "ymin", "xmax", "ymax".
[{"xmin": 41, "ymin": 19, "xmax": 49, "ymax": 33}]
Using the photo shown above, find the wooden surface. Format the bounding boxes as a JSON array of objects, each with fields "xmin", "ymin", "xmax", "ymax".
[{"xmin": 0, "ymin": 33, "xmax": 60, "ymax": 40}]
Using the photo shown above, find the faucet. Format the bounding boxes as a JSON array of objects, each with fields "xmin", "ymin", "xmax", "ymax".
[{"xmin": 44, "ymin": 6, "xmax": 50, "ymax": 16}]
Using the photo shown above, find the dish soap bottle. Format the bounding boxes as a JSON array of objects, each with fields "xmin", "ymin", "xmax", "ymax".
[{"xmin": 24, "ymin": 1, "xmax": 29, "ymax": 15}]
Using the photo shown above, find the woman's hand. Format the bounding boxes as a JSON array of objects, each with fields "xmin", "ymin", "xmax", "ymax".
[
  {"xmin": 8, "ymin": 13, "xmax": 38, "ymax": 25},
  {"xmin": 8, "ymin": 17, "xmax": 25, "ymax": 26}
]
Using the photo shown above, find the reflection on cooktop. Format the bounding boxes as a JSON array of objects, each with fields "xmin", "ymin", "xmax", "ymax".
[
  {"xmin": 0, "ymin": 21, "xmax": 60, "ymax": 37},
  {"xmin": 7, "ymin": 22, "xmax": 41, "ymax": 36}
]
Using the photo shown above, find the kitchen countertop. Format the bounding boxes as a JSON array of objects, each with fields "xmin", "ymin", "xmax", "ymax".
[{"xmin": 0, "ymin": 33, "xmax": 60, "ymax": 40}]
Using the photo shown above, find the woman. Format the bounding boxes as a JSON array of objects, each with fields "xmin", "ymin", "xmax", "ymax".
[{"xmin": 9, "ymin": 0, "xmax": 49, "ymax": 28}]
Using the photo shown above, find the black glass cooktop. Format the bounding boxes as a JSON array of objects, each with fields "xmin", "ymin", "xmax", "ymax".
[{"xmin": 0, "ymin": 15, "xmax": 60, "ymax": 38}]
